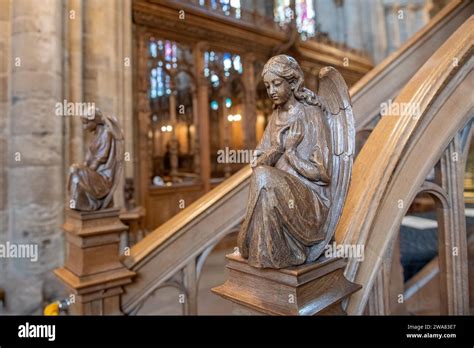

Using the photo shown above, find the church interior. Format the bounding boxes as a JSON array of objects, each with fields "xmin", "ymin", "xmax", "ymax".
[{"xmin": 0, "ymin": 0, "xmax": 473, "ymax": 319}]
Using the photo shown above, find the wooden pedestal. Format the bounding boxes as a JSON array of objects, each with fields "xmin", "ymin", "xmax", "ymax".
[
  {"xmin": 212, "ymin": 254, "xmax": 361, "ymax": 315},
  {"xmin": 54, "ymin": 208, "xmax": 135, "ymax": 315}
]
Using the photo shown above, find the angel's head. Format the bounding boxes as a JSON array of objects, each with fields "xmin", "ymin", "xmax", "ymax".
[
  {"xmin": 262, "ymin": 55, "xmax": 306, "ymax": 107},
  {"xmin": 262, "ymin": 55, "xmax": 321, "ymax": 109},
  {"xmin": 81, "ymin": 107, "xmax": 104, "ymax": 132}
]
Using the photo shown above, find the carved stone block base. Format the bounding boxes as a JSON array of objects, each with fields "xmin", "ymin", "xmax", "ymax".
[
  {"xmin": 212, "ymin": 254, "xmax": 361, "ymax": 315},
  {"xmin": 54, "ymin": 208, "xmax": 135, "ymax": 315}
]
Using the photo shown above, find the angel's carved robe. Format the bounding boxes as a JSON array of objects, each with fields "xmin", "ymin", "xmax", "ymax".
[
  {"xmin": 68, "ymin": 126, "xmax": 117, "ymax": 211},
  {"xmin": 238, "ymin": 102, "xmax": 331, "ymax": 268}
]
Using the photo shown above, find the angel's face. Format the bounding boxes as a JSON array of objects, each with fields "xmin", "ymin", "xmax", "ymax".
[{"xmin": 263, "ymin": 72, "xmax": 292, "ymax": 106}]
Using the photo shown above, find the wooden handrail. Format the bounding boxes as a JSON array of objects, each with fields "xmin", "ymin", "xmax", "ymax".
[
  {"xmin": 123, "ymin": 165, "xmax": 251, "ymax": 268},
  {"xmin": 120, "ymin": 4, "xmax": 472, "ymax": 314},
  {"xmin": 121, "ymin": 166, "xmax": 251, "ymax": 313},
  {"xmin": 336, "ymin": 16, "xmax": 473, "ymax": 315}
]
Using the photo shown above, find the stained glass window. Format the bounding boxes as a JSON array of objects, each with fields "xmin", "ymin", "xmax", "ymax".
[
  {"xmin": 148, "ymin": 39, "xmax": 178, "ymax": 98},
  {"xmin": 274, "ymin": 0, "xmax": 316, "ymax": 40},
  {"xmin": 204, "ymin": 51, "xmax": 242, "ymax": 88},
  {"xmin": 274, "ymin": 0, "xmax": 292, "ymax": 26},
  {"xmin": 203, "ymin": 50, "xmax": 245, "ymax": 179},
  {"xmin": 199, "ymin": 0, "xmax": 241, "ymax": 18},
  {"xmin": 147, "ymin": 37, "xmax": 197, "ymax": 183},
  {"xmin": 210, "ymin": 100, "xmax": 219, "ymax": 110},
  {"xmin": 296, "ymin": 0, "xmax": 316, "ymax": 39}
]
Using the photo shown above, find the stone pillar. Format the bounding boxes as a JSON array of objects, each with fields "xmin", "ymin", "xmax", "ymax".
[
  {"xmin": 344, "ymin": 0, "xmax": 365, "ymax": 52},
  {"xmin": 387, "ymin": 1, "xmax": 402, "ymax": 54},
  {"xmin": 67, "ymin": 0, "xmax": 84, "ymax": 165},
  {"xmin": 314, "ymin": 0, "xmax": 338, "ymax": 42},
  {"xmin": 368, "ymin": 0, "xmax": 388, "ymax": 63},
  {"xmin": 335, "ymin": 0, "xmax": 346, "ymax": 44},
  {"xmin": 8, "ymin": 0, "xmax": 65, "ymax": 314},
  {"xmin": 0, "ymin": 0, "xmax": 11, "ymax": 311},
  {"xmin": 83, "ymin": 0, "xmax": 117, "ymax": 115}
]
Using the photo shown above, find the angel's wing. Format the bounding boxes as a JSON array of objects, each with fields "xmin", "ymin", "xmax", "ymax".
[{"xmin": 307, "ymin": 66, "xmax": 355, "ymax": 262}]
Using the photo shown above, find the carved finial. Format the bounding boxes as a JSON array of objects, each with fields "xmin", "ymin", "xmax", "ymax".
[
  {"xmin": 67, "ymin": 107, "xmax": 124, "ymax": 211},
  {"xmin": 237, "ymin": 55, "xmax": 354, "ymax": 269}
]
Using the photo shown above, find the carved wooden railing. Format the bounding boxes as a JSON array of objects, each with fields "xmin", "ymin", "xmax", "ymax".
[
  {"xmin": 121, "ymin": 168, "xmax": 250, "ymax": 314},
  {"xmin": 119, "ymin": 5, "xmax": 473, "ymax": 315},
  {"xmin": 336, "ymin": 15, "xmax": 473, "ymax": 315}
]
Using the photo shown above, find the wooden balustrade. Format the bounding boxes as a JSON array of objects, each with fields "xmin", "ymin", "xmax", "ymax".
[
  {"xmin": 213, "ymin": 15, "xmax": 473, "ymax": 315},
  {"xmin": 336, "ymin": 16, "xmax": 473, "ymax": 315},
  {"xmin": 121, "ymin": 167, "xmax": 251, "ymax": 314}
]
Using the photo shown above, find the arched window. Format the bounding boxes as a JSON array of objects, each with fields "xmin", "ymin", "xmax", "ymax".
[
  {"xmin": 148, "ymin": 37, "xmax": 198, "ymax": 186},
  {"xmin": 204, "ymin": 50, "xmax": 245, "ymax": 179}
]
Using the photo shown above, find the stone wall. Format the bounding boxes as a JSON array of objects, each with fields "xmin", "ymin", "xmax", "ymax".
[
  {"xmin": 0, "ymin": 0, "xmax": 133, "ymax": 314},
  {"xmin": 315, "ymin": 0, "xmax": 435, "ymax": 64}
]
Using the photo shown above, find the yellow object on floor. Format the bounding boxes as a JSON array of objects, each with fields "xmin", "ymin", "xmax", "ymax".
[{"xmin": 43, "ymin": 302, "xmax": 60, "ymax": 316}]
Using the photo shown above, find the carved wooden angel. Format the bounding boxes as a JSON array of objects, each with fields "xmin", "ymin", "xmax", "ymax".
[
  {"xmin": 68, "ymin": 108, "xmax": 124, "ymax": 211},
  {"xmin": 237, "ymin": 55, "xmax": 354, "ymax": 269}
]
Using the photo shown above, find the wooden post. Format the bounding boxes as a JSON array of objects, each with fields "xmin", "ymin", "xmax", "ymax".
[
  {"xmin": 212, "ymin": 254, "xmax": 361, "ymax": 315},
  {"xmin": 221, "ymin": 93, "xmax": 231, "ymax": 178},
  {"xmin": 54, "ymin": 208, "xmax": 135, "ymax": 315},
  {"xmin": 191, "ymin": 87, "xmax": 201, "ymax": 177},
  {"xmin": 194, "ymin": 41, "xmax": 211, "ymax": 191},
  {"xmin": 169, "ymin": 87, "xmax": 179, "ymax": 180},
  {"xmin": 136, "ymin": 29, "xmax": 152, "ymax": 206}
]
